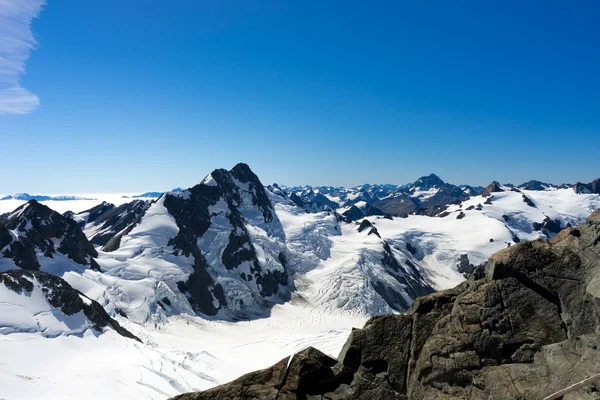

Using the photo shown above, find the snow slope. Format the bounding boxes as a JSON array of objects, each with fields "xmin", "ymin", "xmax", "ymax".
[{"xmin": 0, "ymin": 297, "xmax": 365, "ymax": 400}]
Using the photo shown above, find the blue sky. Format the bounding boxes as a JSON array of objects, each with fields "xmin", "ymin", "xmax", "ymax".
[{"xmin": 1, "ymin": 0, "xmax": 599, "ymax": 193}]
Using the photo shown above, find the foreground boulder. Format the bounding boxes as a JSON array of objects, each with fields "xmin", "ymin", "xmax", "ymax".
[{"xmin": 171, "ymin": 209, "xmax": 600, "ymax": 400}]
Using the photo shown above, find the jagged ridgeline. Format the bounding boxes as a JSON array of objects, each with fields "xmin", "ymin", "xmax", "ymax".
[
  {"xmin": 170, "ymin": 209, "xmax": 600, "ymax": 400},
  {"xmin": 102, "ymin": 163, "xmax": 292, "ymax": 316},
  {"xmin": 0, "ymin": 200, "xmax": 100, "ymax": 271}
]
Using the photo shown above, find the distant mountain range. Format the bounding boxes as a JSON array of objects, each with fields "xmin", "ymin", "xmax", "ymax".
[
  {"xmin": 269, "ymin": 175, "xmax": 599, "ymax": 221},
  {"xmin": 0, "ymin": 193, "xmax": 95, "ymax": 201}
]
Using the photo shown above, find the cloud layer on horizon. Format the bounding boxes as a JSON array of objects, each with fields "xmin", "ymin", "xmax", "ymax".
[{"xmin": 0, "ymin": 0, "xmax": 45, "ymax": 114}]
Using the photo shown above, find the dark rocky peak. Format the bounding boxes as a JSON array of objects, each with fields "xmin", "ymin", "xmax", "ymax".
[
  {"xmin": 372, "ymin": 193, "xmax": 420, "ymax": 216},
  {"xmin": 410, "ymin": 173, "xmax": 445, "ymax": 191},
  {"xmin": 0, "ymin": 269, "xmax": 140, "ymax": 341},
  {"xmin": 211, "ymin": 162, "xmax": 274, "ymax": 223},
  {"xmin": 0, "ymin": 200, "xmax": 99, "ymax": 271},
  {"xmin": 174, "ymin": 210, "xmax": 600, "ymax": 400},
  {"xmin": 460, "ymin": 185, "xmax": 484, "ymax": 196},
  {"xmin": 573, "ymin": 178, "xmax": 600, "ymax": 194},
  {"xmin": 70, "ymin": 200, "xmax": 150, "ymax": 246},
  {"xmin": 573, "ymin": 182, "xmax": 589, "ymax": 194},
  {"xmin": 478, "ymin": 180, "xmax": 504, "ymax": 197},
  {"xmin": 532, "ymin": 215, "xmax": 563, "ymax": 238},
  {"xmin": 340, "ymin": 205, "xmax": 365, "ymax": 222},
  {"xmin": 356, "ymin": 219, "xmax": 380, "ymax": 237},
  {"xmin": 65, "ymin": 201, "xmax": 115, "ymax": 229},
  {"xmin": 80, "ymin": 201, "xmax": 115, "ymax": 224},
  {"xmin": 266, "ymin": 183, "xmax": 287, "ymax": 198},
  {"xmin": 357, "ymin": 219, "xmax": 373, "ymax": 233},
  {"xmin": 160, "ymin": 163, "xmax": 288, "ymax": 316},
  {"xmin": 311, "ymin": 193, "xmax": 339, "ymax": 210},
  {"xmin": 341, "ymin": 203, "xmax": 384, "ymax": 222},
  {"xmin": 420, "ymin": 183, "xmax": 469, "ymax": 209},
  {"xmin": 518, "ymin": 180, "xmax": 552, "ymax": 191}
]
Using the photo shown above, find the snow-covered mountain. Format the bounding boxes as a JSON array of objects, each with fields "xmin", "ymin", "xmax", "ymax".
[
  {"xmin": 0, "ymin": 200, "xmax": 100, "ymax": 272},
  {"xmin": 65, "ymin": 200, "xmax": 150, "ymax": 246},
  {"xmin": 1, "ymin": 164, "xmax": 599, "ymax": 399},
  {"xmin": 278, "ymin": 174, "xmax": 473, "ymax": 218},
  {"xmin": 0, "ymin": 269, "xmax": 139, "ymax": 340}
]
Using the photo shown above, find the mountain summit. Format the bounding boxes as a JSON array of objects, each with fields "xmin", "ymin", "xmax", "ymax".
[{"xmin": 410, "ymin": 173, "xmax": 445, "ymax": 191}]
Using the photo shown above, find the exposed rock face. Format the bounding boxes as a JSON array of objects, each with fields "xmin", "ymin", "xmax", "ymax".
[
  {"xmin": 0, "ymin": 200, "xmax": 99, "ymax": 271},
  {"xmin": 170, "ymin": 164, "xmax": 288, "ymax": 316},
  {"xmin": 573, "ymin": 178, "xmax": 600, "ymax": 194},
  {"xmin": 478, "ymin": 181, "xmax": 504, "ymax": 197},
  {"xmin": 533, "ymin": 216, "xmax": 563, "ymax": 238},
  {"xmin": 341, "ymin": 204, "xmax": 384, "ymax": 222},
  {"xmin": 105, "ymin": 163, "xmax": 290, "ymax": 317},
  {"xmin": 460, "ymin": 185, "xmax": 484, "ymax": 196},
  {"xmin": 373, "ymin": 194, "xmax": 420, "ymax": 216},
  {"xmin": 67, "ymin": 200, "xmax": 150, "ymax": 246},
  {"xmin": 518, "ymin": 180, "xmax": 553, "ymax": 191},
  {"xmin": 356, "ymin": 219, "xmax": 380, "ymax": 237},
  {"xmin": 289, "ymin": 190, "xmax": 339, "ymax": 213},
  {"xmin": 410, "ymin": 174, "xmax": 445, "ymax": 191},
  {"xmin": 0, "ymin": 269, "xmax": 140, "ymax": 341},
  {"xmin": 172, "ymin": 210, "xmax": 600, "ymax": 400},
  {"xmin": 522, "ymin": 193, "xmax": 536, "ymax": 207},
  {"xmin": 420, "ymin": 183, "xmax": 469, "ymax": 209}
]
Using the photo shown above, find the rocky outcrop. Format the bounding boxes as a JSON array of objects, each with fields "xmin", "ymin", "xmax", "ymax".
[
  {"xmin": 573, "ymin": 178, "xmax": 600, "ymax": 194},
  {"xmin": 0, "ymin": 200, "xmax": 99, "ymax": 271},
  {"xmin": 0, "ymin": 269, "xmax": 140, "ymax": 341},
  {"xmin": 341, "ymin": 204, "xmax": 384, "ymax": 222},
  {"xmin": 67, "ymin": 200, "xmax": 150, "ymax": 246},
  {"xmin": 522, "ymin": 193, "xmax": 536, "ymax": 207},
  {"xmin": 356, "ymin": 219, "xmax": 380, "ymax": 237},
  {"xmin": 420, "ymin": 183, "xmax": 469, "ymax": 209},
  {"xmin": 289, "ymin": 190, "xmax": 339, "ymax": 213},
  {"xmin": 533, "ymin": 215, "xmax": 563, "ymax": 238},
  {"xmin": 373, "ymin": 194, "xmax": 420, "ymax": 216},
  {"xmin": 518, "ymin": 180, "xmax": 553, "ymax": 191},
  {"xmin": 172, "ymin": 209, "xmax": 600, "ymax": 400},
  {"xmin": 478, "ymin": 181, "xmax": 504, "ymax": 197},
  {"xmin": 410, "ymin": 174, "xmax": 445, "ymax": 191}
]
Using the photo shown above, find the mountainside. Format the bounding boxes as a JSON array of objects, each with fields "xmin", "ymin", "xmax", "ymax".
[
  {"xmin": 0, "ymin": 269, "xmax": 139, "ymax": 340},
  {"xmin": 65, "ymin": 199, "xmax": 150, "ymax": 246},
  {"xmin": 61, "ymin": 163, "xmax": 436, "ymax": 323},
  {"xmin": 172, "ymin": 209, "xmax": 600, "ymax": 400},
  {"xmin": 573, "ymin": 178, "xmax": 600, "ymax": 194},
  {"xmin": 0, "ymin": 200, "xmax": 100, "ymax": 272}
]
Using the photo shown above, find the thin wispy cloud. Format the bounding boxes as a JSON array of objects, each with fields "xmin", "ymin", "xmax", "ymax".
[{"xmin": 0, "ymin": 0, "xmax": 45, "ymax": 114}]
